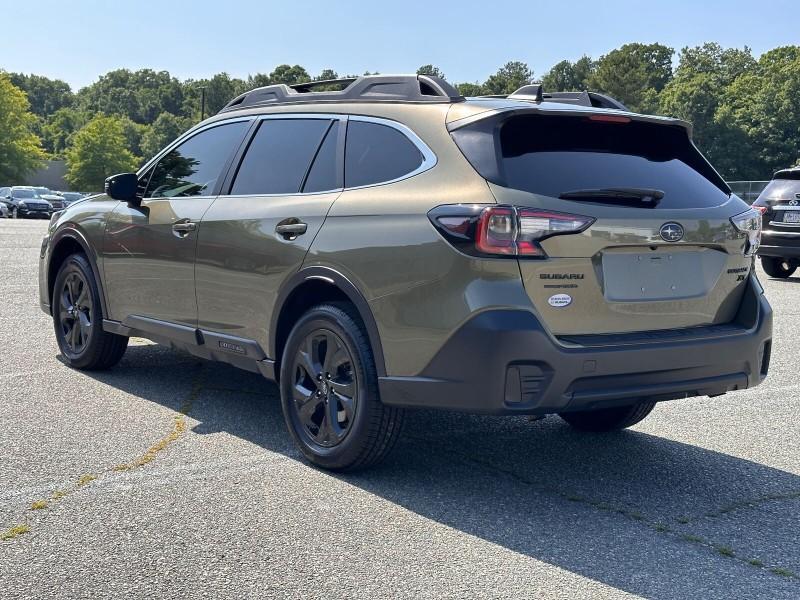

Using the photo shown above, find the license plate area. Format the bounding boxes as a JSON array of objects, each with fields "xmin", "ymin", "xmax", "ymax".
[
  {"xmin": 782, "ymin": 211, "xmax": 800, "ymax": 223},
  {"xmin": 601, "ymin": 247, "xmax": 726, "ymax": 302}
]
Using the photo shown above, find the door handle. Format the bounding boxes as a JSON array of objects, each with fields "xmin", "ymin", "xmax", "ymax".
[
  {"xmin": 275, "ymin": 219, "xmax": 308, "ymax": 240},
  {"xmin": 172, "ymin": 220, "xmax": 197, "ymax": 236}
]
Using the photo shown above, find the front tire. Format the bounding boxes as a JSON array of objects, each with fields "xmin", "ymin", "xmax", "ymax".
[
  {"xmin": 559, "ymin": 402, "xmax": 656, "ymax": 432},
  {"xmin": 53, "ymin": 253, "xmax": 128, "ymax": 370},
  {"xmin": 761, "ymin": 256, "xmax": 796, "ymax": 278},
  {"xmin": 280, "ymin": 304, "xmax": 405, "ymax": 471}
]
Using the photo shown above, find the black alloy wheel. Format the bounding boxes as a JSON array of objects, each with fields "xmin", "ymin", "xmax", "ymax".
[
  {"xmin": 290, "ymin": 329, "xmax": 357, "ymax": 448},
  {"xmin": 58, "ymin": 270, "xmax": 93, "ymax": 355}
]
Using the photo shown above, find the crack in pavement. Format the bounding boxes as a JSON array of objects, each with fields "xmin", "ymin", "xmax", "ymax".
[
  {"xmin": 405, "ymin": 434, "xmax": 799, "ymax": 582},
  {"xmin": 0, "ymin": 368, "xmax": 206, "ymax": 543}
]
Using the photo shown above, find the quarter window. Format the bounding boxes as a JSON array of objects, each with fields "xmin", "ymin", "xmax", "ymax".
[
  {"xmin": 144, "ymin": 121, "xmax": 249, "ymax": 198},
  {"xmin": 231, "ymin": 119, "xmax": 334, "ymax": 195},
  {"xmin": 344, "ymin": 121, "xmax": 423, "ymax": 188}
]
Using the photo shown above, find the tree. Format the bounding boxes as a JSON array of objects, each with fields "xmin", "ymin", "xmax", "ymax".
[
  {"xmin": 589, "ymin": 43, "xmax": 674, "ymax": 112},
  {"xmin": 456, "ymin": 82, "xmax": 485, "ymax": 96},
  {"xmin": 269, "ymin": 64, "xmax": 311, "ymax": 86},
  {"xmin": 659, "ymin": 44, "xmax": 757, "ymax": 176},
  {"xmin": 141, "ymin": 112, "xmax": 190, "ymax": 159},
  {"xmin": 0, "ymin": 73, "xmax": 45, "ymax": 181},
  {"xmin": 65, "ymin": 115, "xmax": 139, "ymax": 190},
  {"xmin": 417, "ymin": 65, "xmax": 445, "ymax": 79},
  {"xmin": 182, "ymin": 73, "xmax": 247, "ymax": 119},
  {"xmin": 8, "ymin": 73, "xmax": 74, "ymax": 117},
  {"xmin": 541, "ymin": 56, "xmax": 595, "ymax": 91},
  {"xmin": 41, "ymin": 107, "xmax": 91, "ymax": 156},
  {"xmin": 315, "ymin": 69, "xmax": 339, "ymax": 81},
  {"xmin": 713, "ymin": 46, "xmax": 800, "ymax": 178},
  {"xmin": 77, "ymin": 69, "xmax": 184, "ymax": 123},
  {"xmin": 483, "ymin": 61, "xmax": 534, "ymax": 95}
]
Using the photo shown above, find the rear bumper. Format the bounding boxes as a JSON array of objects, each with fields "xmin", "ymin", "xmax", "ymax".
[
  {"xmin": 759, "ymin": 230, "xmax": 800, "ymax": 258},
  {"xmin": 379, "ymin": 276, "xmax": 772, "ymax": 415}
]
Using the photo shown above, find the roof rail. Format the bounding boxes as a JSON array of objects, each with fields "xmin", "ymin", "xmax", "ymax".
[
  {"xmin": 220, "ymin": 74, "xmax": 464, "ymax": 113},
  {"xmin": 506, "ymin": 86, "xmax": 628, "ymax": 111}
]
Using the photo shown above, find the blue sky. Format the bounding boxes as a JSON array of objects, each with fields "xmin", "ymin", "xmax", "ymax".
[{"xmin": 4, "ymin": 0, "xmax": 799, "ymax": 89}]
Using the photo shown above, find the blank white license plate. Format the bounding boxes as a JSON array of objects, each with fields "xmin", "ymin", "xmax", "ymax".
[{"xmin": 783, "ymin": 211, "xmax": 800, "ymax": 223}]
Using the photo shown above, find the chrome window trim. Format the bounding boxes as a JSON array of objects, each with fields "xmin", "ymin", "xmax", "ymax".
[
  {"xmin": 344, "ymin": 114, "xmax": 437, "ymax": 191},
  {"xmin": 216, "ymin": 113, "xmax": 437, "ymax": 198},
  {"xmin": 136, "ymin": 116, "xmax": 256, "ymax": 178}
]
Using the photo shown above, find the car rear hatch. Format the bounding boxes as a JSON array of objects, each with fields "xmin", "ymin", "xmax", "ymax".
[
  {"xmin": 754, "ymin": 170, "xmax": 800, "ymax": 234},
  {"xmin": 449, "ymin": 108, "xmax": 759, "ymax": 336}
]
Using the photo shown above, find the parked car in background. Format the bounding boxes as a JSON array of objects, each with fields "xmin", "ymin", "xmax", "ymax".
[
  {"xmin": 2, "ymin": 186, "xmax": 53, "ymax": 218},
  {"xmin": 753, "ymin": 167, "xmax": 800, "ymax": 278},
  {"xmin": 32, "ymin": 186, "xmax": 67, "ymax": 210},
  {"xmin": 57, "ymin": 192, "xmax": 86, "ymax": 206}
]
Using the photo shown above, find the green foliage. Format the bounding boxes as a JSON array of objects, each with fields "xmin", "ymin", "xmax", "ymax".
[
  {"xmin": 589, "ymin": 43, "xmax": 674, "ymax": 113},
  {"xmin": 315, "ymin": 69, "xmax": 339, "ymax": 81},
  {"xmin": 77, "ymin": 69, "xmax": 185, "ymax": 124},
  {"xmin": 0, "ymin": 73, "xmax": 46, "ymax": 181},
  {"xmin": 140, "ymin": 113, "xmax": 191, "ymax": 160},
  {"xmin": 41, "ymin": 107, "xmax": 90, "ymax": 156},
  {"xmin": 456, "ymin": 82, "xmax": 485, "ymax": 96},
  {"xmin": 417, "ymin": 65, "xmax": 445, "ymax": 79},
  {"xmin": 269, "ymin": 64, "xmax": 311, "ymax": 86},
  {"xmin": 483, "ymin": 61, "xmax": 534, "ymax": 95},
  {"xmin": 8, "ymin": 73, "xmax": 74, "ymax": 117},
  {"xmin": 182, "ymin": 73, "xmax": 247, "ymax": 119},
  {"xmin": 65, "ymin": 115, "xmax": 139, "ymax": 190},
  {"xmin": 660, "ymin": 44, "xmax": 757, "ymax": 177},
  {"xmin": 541, "ymin": 56, "xmax": 596, "ymax": 92}
]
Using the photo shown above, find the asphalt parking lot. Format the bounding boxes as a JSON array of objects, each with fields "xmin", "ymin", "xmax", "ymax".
[{"xmin": 1, "ymin": 218, "xmax": 798, "ymax": 599}]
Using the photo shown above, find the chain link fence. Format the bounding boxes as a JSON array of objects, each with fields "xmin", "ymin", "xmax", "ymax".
[{"xmin": 727, "ymin": 181, "xmax": 769, "ymax": 204}]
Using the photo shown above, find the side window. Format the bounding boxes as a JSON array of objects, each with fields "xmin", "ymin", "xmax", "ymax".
[
  {"xmin": 230, "ymin": 119, "xmax": 333, "ymax": 195},
  {"xmin": 344, "ymin": 121, "xmax": 423, "ymax": 188},
  {"xmin": 302, "ymin": 123, "xmax": 339, "ymax": 193},
  {"xmin": 145, "ymin": 121, "xmax": 248, "ymax": 198}
]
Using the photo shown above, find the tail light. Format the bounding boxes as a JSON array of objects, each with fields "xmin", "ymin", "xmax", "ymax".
[
  {"xmin": 731, "ymin": 208, "xmax": 762, "ymax": 257},
  {"xmin": 429, "ymin": 205, "xmax": 594, "ymax": 258}
]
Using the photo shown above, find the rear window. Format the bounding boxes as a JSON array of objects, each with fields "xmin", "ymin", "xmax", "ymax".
[
  {"xmin": 453, "ymin": 113, "xmax": 730, "ymax": 209},
  {"xmin": 345, "ymin": 121, "xmax": 423, "ymax": 188},
  {"xmin": 758, "ymin": 178, "xmax": 800, "ymax": 201}
]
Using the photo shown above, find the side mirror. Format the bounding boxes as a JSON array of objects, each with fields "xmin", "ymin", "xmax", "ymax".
[{"xmin": 105, "ymin": 173, "xmax": 139, "ymax": 203}]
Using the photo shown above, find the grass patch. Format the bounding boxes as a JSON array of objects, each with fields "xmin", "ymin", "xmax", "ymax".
[
  {"xmin": 77, "ymin": 474, "xmax": 97, "ymax": 486},
  {"xmin": 30, "ymin": 500, "xmax": 48, "ymax": 510},
  {"xmin": 676, "ymin": 516, "xmax": 690, "ymax": 524},
  {"xmin": 748, "ymin": 558, "xmax": 764, "ymax": 567},
  {"xmin": 681, "ymin": 534, "xmax": 704, "ymax": 543},
  {"xmin": 770, "ymin": 567, "xmax": 794, "ymax": 578},
  {"xmin": 653, "ymin": 523, "xmax": 669, "ymax": 533},
  {"xmin": 51, "ymin": 490, "xmax": 66, "ymax": 500},
  {"xmin": 715, "ymin": 545, "xmax": 735, "ymax": 557},
  {"xmin": 1, "ymin": 524, "xmax": 30, "ymax": 541}
]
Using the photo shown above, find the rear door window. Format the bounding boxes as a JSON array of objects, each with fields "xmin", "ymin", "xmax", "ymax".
[
  {"xmin": 453, "ymin": 113, "xmax": 731, "ymax": 209},
  {"xmin": 345, "ymin": 121, "xmax": 423, "ymax": 188},
  {"xmin": 231, "ymin": 119, "xmax": 334, "ymax": 195}
]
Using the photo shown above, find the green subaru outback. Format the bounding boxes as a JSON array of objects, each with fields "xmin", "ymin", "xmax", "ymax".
[{"xmin": 38, "ymin": 75, "xmax": 772, "ymax": 470}]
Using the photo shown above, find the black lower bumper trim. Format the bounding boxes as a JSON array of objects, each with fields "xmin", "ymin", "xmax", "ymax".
[{"xmin": 379, "ymin": 276, "xmax": 772, "ymax": 415}]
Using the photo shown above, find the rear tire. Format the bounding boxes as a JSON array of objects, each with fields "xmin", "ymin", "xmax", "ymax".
[
  {"xmin": 53, "ymin": 253, "xmax": 128, "ymax": 370},
  {"xmin": 761, "ymin": 256, "xmax": 796, "ymax": 278},
  {"xmin": 559, "ymin": 402, "xmax": 656, "ymax": 432},
  {"xmin": 280, "ymin": 303, "xmax": 405, "ymax": 471}
]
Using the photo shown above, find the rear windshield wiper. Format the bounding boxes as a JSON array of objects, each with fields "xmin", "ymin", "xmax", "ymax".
[{"xmin": 559, "ymin": 187, "xmax": 665, "ymax": 207}]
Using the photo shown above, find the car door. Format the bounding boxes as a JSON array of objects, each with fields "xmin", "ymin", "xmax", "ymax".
[
  {"xmin": 194, "ymin": 115, "xmax": 344, "ymax": 354},
  {"xmin": 103, "ymin": 119, "xmax": 251, "ymax": 327}
]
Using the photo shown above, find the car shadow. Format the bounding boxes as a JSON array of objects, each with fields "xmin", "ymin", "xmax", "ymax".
[{"xmin": 79, "ymin": 344, "xmax": 800, "ymax": 599}]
